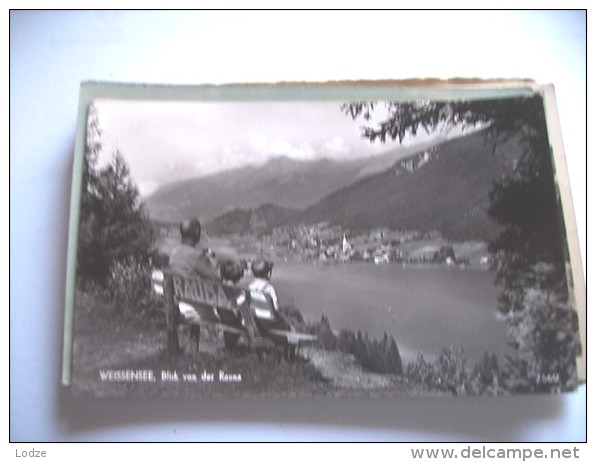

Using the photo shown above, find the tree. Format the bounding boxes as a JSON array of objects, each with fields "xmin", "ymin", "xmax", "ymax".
[
  {"xmin": 337, "ymin": 329, "xmax": 357, "ymax": 354},
  {"xmin": 317, "ymin": 315, "xmax": 337, "ymax": 350},
  {"xmin": 384, "ymin": 336, "xmax": 403, "ymax": 375},
  {"xmin": 77, "ymin": 103, "xmax": 103, "ymax": 282},
  {"xmin": 343, "ymin": 95, "xmax": 578, "ymax": 391},
  {"xmin": 471, "ymin": 352, "xmax": 504, "ymax": 395},
  {"xmin": 77, "ymin": 104, "xmax": 156, "ymax": 289}
]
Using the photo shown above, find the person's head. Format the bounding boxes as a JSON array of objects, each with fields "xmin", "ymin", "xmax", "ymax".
[
  {"xmin": 251, "ymin": 259, "xmax": 273, "ymax": 280},
  {"xmin": 180, "ymin": 218, "xmax": 201, "ymax": 246},
  {"xmin": 220, "ymin": 259, "xmax": 244, "ymax": 284}
]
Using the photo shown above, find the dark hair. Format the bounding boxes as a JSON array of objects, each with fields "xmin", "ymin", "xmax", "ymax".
[
  {"xmin": 220, "ymin": 259, "xmax": 244, "ymax": 284},
  {"xmin": 180, "ymin": 218, "xmax": 201, "ymax": 245},
  {"xmin": 251, "ymin": 259, "xmax": 273, "ymax": 279}
]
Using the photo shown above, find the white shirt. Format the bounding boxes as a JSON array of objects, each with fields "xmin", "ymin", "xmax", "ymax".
[{"xmin": 248, "ymin": 277, "xmax": 280, "ymax": 312}]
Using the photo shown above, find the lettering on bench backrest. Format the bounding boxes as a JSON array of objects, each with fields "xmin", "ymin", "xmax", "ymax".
[{"xmin": 168, "ymin": 272, "xmax": 234, "ymax": 310}]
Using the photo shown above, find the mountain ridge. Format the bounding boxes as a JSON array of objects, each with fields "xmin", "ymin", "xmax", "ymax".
[
  {"xmin": 205, "ymin": 129, "xmax": 519, "ymax": 241},
  {"xmin": 144, "ymin": 138, "xmax": 445, "ymax": 222}
]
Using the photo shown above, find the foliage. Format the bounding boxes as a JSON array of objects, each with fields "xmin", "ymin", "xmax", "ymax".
[
  {"xmin": 500, "ymin": 277, "xmax": 579, "ymax": 393},
  {"xmin": 343, "ymin": 95, "xmax": 579, "ymax": 392},
  {"xmin": 77, "ymin": 103, "xmax": 156, "ymax": 311},
  {"xmin": 364, "ymin": 332, "xmax": 402, "ymax": 375},
  {"xmin": 106, "ymin": 257, "xmax": 161, "ymax": 315},
  {"xmin": 317, "ymin": 315, "xmax": 337, "ymax": 350},
  {"xmin": 342, "ymin": 98, "xmax": 538, "ymax": 146},
  {"xmin": 433, "ymin": 245, "xmax": 456, "ymax": 263},
  {"xmin": 406, "ymin": 346, "xmax": 469, "ymax": 396},
  {"xmin": 279, "ymin": 304, "xmax": 309, "ymax": 333},
  {"xmin": 314, "ymin": 316, "xmax": 402, "ymax": 375},
  {"xmin": 406, "ymin": 347, "xmax": 506, "ymax": 396},
  {"xmin": 469, "ymin": 352, "xmax": 505, "ymax": 395}
]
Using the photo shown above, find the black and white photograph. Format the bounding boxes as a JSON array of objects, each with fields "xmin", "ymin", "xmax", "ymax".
[{"xmin": 64, "ymin": 82, "xmax": 583, "ymax": 399}]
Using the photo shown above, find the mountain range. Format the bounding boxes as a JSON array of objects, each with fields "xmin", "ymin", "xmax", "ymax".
[
  {"xmin": 301, "ymin": 130, "xmax": 514, "ymax": 240},
  {"xmin": 145, "ymin": 139, "xmax": 442, "ymax": 222},
  {"xmin": 147, "ymin": 129, "xmax": 520, "ymax": 241}
]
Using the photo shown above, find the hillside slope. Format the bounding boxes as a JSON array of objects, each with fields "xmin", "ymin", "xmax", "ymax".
[
  {"xmin": 205, "ymin": 203, "xmax": 302, "ymax": 235},
  {"xmin": 303, "ymin": 130, "xmax": 517, "ymax": 240},
  {"xmin": 206, "ymin": 130, "xmax": 520, "ymax": 240}
]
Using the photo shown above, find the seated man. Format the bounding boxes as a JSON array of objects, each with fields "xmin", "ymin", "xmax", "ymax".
[
  {"xmin": 168, "ymin": 218, "xmax": 219, "ymax": 350},
  {"xmin": 168, "ymin": 218, "xmax": 220, "ymax": 280}
]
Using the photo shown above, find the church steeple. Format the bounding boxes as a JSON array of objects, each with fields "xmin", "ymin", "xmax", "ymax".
[{"xmin": 342, "ymin": 233, "xmax": 352, "ymax": 254}]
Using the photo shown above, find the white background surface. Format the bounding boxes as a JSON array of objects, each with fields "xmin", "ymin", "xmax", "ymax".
[{"xmin": 8, "ymin": 9, "xmax": 587, "ymax": 442}]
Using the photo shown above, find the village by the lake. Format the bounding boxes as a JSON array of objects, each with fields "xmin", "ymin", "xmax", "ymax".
[{"xmin": 157, "ymin": 220, "xmax": 493, "ymax": 271}]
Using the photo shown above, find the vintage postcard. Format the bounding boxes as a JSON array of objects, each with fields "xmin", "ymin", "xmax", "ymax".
[{"xmin": 62, "ymin": 81, "xmax": 585, "ymax": 398}]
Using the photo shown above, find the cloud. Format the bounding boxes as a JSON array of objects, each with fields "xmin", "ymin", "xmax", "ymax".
[
  {"xmin": 289, "ymin": 142, "xmax": 316, "ymax": 160},
  {"xmin": 95, "ymin": 100, "xmax": 386, "ymax": 192},
  {"xmin": 267, "ymin": 139, "xmax": 293, "ymax": 156},
  {"xmin": 324, "ymin": 136, "xmax": 349, "ymax": 154},
  {"xmin": 249, "ymin": 133, "xmax": 269, "ymax": 153},
  {"xmin": 249, "ymin": 134, "xmax": 316, "ymax": 161}
]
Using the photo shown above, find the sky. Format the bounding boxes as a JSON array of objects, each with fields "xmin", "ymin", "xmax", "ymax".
[{"xmin": 92, "ymin": 99, "xmax": 447, "ymax": 197}]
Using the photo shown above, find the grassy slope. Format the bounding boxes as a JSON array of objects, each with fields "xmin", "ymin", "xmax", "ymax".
[{"xmin": 71, "ymin": 290, "xmax": 419, "ymax": 398}]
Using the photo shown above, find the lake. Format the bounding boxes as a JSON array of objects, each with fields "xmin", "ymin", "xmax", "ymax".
[{"xmin": 272, "ymin": 262, "xmax": 509, "ymax": 365}]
